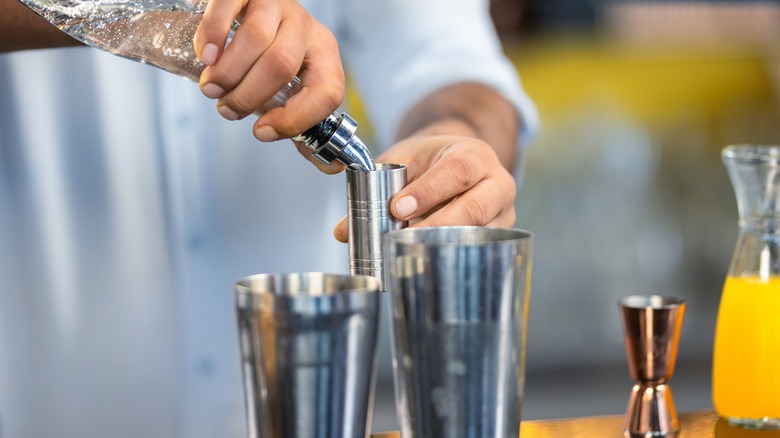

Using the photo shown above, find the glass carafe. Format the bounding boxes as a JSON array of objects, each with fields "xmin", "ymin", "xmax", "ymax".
[{"xmin": 713, "ymin": 144, "xmax": 780, "ymax": 429}]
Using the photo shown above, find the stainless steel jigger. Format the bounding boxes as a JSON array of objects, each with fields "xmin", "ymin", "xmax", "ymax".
[
  {"xmin": 346, "ymin": 164, "xmax": 407, "ymax": 291},
  {"xmin": 619, "ymin": 295, "xmax": 686, "ymax": 438}
]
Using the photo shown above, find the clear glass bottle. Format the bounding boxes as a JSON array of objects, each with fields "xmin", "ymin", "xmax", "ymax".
[
  {"xmin": 713, "ymin": 144, "xmax": 780, "ymax": 429},
  {"xmin": 16, "ymin": 0, "xmax": 374, "ymax": 170}
]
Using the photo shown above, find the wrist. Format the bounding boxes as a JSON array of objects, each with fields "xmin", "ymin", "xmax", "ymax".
[
  {"xmin": 406, "ymin": 117, "xmax": 516, "ymax": 172},
  {"xmin": 406, "ymin": 118, "xmax": 480, "ymax": 140},
  {"xmin": 395, "ymin": 82, "xmax": 519, "ymax": 170}
]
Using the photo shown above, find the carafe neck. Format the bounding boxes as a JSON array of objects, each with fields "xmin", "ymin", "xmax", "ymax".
[
  {"xmin": 723, "ymin": 145, "xmax": 780, "ymax": 220},
  {"xmin": 739, "ymin": 217, "xmax": 780, "ymax": 233},
  {"xmin": 724, "ymin": 145, "xmax": 780, "ymax": 278}
]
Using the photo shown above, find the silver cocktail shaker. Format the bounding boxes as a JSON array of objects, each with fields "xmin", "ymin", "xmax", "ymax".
[
  {"xmin": 347, "ymin": 164, "xmax": 407, "ymax": 291},
  {"xmin": 384, "ymin": 226, "xmax": 533, "ymax": 438},
  {"xmin": 235, "ymin": 272, "xmax": 381, "ymax": 438}
]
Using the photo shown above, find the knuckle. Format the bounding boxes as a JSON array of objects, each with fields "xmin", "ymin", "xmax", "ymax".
[
  {"xmin": 321, "ymin": 85, "xmax": 344, "ymax": 111},
  {"xmin": 265, "ymin": 50, "xmax": 301, "ymax": 79},
  {"xmin": 462, "ymin": 197, "xmax": 491, "ymax": 225},
  {"xmin": 274, "ymin": 116, "xmax": 304, "ymax": 138},
  {"xmin": 294, "ymin": 5, "xmax": 313, "ymax": 28},
  {"xmin": 222, "ymin": 91, "xmax": 254, "ymax": 114},
  {"xmin": 241, "ymin": 21, "xmax": 274, "ymax": 47},
  {"xmin": 474, "ymin": 140, "xmax": 503, "ymax": 168},
  {"xmin": 289, "ymin": 4, "xmax": 314, "ymax": 32},
  {"xmin": 416, "ymin": 179, "xmax": 441, "ymax": 210},
  {"xmin": 204, "ymin": 66, "xmax": 241, "ymax": 89},
  {"xmin": 201, "ymin": 14, "xmax": 225, "ymax": 36},
  {"xmin": 304, "ymin": 85, "xmax": 344, "ymax": 119},
  {"xmin": 476, "ymin": 139, "xmax": 494, "ymax": 156},
  {"xmin": 444, "ymin": 153, "xmax": 476, "ymax": 190},
  {"xmin": 263, "ymin": 109, "xmax": 308, "ymax": 138},
  {"xmin": 317, "ymin": 26, "xmax": 340, "ymax": 52},
  {"xmin": 198, "ymin": 20, "xmax": 220, "ymax": 41}
]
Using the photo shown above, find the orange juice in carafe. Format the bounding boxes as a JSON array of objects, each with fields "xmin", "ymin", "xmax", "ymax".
[
  {"xmin": 713, "ymin": 276, "xmax": 780, "ymax": 420},
  {"xmin": 716, "ymin": 145, "xmax": 780, "ymax": 430}
]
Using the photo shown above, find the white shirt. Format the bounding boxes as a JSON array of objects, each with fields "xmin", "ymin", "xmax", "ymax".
[{"xmin": 0, "ymin": 1, "xmax": 537, "ymax": 437}]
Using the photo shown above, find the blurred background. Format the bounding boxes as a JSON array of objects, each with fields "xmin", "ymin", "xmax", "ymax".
[
  {"xmin": 498, "ymin": 0, "xmax": 779, "ymax": 425},
  {"xmin": 370, "ymin": 0, "xmax": 780, "ymax": 430},
  {"xmin": 2, "ymin": 0, "xmax": 780, "ymax": 436}
]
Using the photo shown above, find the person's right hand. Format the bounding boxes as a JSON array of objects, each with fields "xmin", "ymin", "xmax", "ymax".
[{"xmin": 193, "ymin": 0, "xmax": 345, "ymax": 144}]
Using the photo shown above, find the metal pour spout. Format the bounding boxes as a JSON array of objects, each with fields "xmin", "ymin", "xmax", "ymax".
[{"xmin": 300, "ymin": 112, "xmax": 376, "ymax": 171}]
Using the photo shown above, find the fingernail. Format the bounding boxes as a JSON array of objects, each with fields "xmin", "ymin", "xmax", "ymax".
[
  {"xmin": 254, "ymin": 125, "xmax": 279, "ymax": 142},
  {"xmin": 201, "ymin": 83, "xmax": 224, "ymax": 99},
  {"xmin": 200, "ymin": 43, "xmax": 219, "ymax": 65},
  {"xmin": 218, "ymin": 105, "xmax": 240, "ymax": 121},
  {"xmin": 395, "ymin": 196, "xmax": 418, "ymax": 218}
]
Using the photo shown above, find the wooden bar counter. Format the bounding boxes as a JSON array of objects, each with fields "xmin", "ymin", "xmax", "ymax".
[{"xmin": 374, "ymin": 411, "xmax": 780, "ymax": 437}]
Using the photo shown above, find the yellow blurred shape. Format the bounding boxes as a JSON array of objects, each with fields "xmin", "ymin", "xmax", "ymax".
[{"xmin": 505, "ymin": 38, "xmax": 776, "ymax": 124}]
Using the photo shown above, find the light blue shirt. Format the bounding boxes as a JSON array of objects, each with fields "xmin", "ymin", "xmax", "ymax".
[{"xmin": 0, "ymin": 1, "xmax": 537, "ymax": 437}]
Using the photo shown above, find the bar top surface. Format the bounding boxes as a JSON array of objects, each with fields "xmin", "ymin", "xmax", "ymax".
[{"xmin": 374, "ymin": 411, "xmax": 780, "ymax": 437}]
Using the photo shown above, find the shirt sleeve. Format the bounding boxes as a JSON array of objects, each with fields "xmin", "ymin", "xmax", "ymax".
[{"xmin": 338, "ymin": 0, "xmax": 539, "ymax": 151}]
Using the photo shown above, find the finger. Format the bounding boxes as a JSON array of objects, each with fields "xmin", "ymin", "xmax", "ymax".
[
  {"xmin": 199, "ymin": 0, "xmax": 283, "ymax": 105},
  {"xmin": 216, "ymin": 4, "xmax": 310, "ymax": 119},
  {"xmin": 485, "ymin": 208, "xmax": 517, "ymax": 229},
  {"xmin": 254, "ymin": 19, "xmax": 344, "ymax": 139},
  {"xmin": 409, "ymin": 178, "xmax": 516, "ymax": 228},
  {"xmin": 333, "ymin": 215, "xmax": 348, "ymax": 243},
  {"xmin": 294, "ymin": 141, "xmax": 345, "ymax": 174},
  {"xmin": 373, "ymin": 139, "xmax": 440, "ymax": 183},
  {"xmin": 195, "ymin": 0, "xmax": 246, "ymax": 66},
  {"xmin": 373, "ymin": 152, "xmax": 420, "ymax": 180},
  {"xmin": 390, "ymin": 144, "xmax": 489, "ymax": 221}
]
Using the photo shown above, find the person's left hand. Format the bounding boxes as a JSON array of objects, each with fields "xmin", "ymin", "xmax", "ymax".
[{"xmin": 333, "ymin": 134, "xmax": 517, "ymax": 242}]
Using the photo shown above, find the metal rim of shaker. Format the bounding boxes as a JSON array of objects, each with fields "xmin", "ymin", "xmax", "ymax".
[
  {"xmin": 384, "ymin": 226, "xmax": 532, "ymax": 247},
  {"xmin": 346, "ymin": 163, "xmax": 406, "ymax": 173},
  {"xmin": 619, "ymin": 294, "xmax": 686, "ymax": 310},
  {"xmin": 234, "ymin": 272, "xmax": 380, "ymax": 298}
]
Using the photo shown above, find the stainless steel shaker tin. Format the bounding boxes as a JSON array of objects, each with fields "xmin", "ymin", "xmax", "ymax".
[
  {"xmin": 347, "ymin": 163, "xmax": 408, "ymax": 291},
  {"xmin": 235, "ymin": 272, "xmax": 381, "ymax": 438}
]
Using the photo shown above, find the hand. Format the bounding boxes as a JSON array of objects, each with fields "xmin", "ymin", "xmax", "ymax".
[
  {"xmin": 193, "ymin": 0, "xmax": 345, "ymax": 142},
  {"xmin": 333, "ymin": 134, "xmax": 517, "ymax": 242}
]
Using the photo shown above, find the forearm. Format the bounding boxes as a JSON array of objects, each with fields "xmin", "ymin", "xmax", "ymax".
[
  {"xmin": 0, "ymin": 0, "xmax": 81, "ymax": 52},
  {"xmin": 395, "ymin": 82, "xmax": 520, "ymax": 171}
]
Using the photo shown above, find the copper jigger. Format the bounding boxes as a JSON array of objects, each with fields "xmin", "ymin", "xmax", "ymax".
[{"xmin": 619, "ymin": 295, "xmax": 686, "ymax": 438}]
